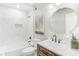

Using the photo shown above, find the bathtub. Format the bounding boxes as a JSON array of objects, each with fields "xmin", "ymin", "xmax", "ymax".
[
  {"xmin": 0, "ymin": 45, "xmax": 26, "ymax": 56},
  {"xmin": 0, "ymin": 47, "xmax": 24, "ymax": 56},
  {"xmin": 0, "ymin": 42, "xmax": 37, "ymax": 56},
  {"xmin": 0, "ymin": 38, "xmax": 40, "ymax": 56}
]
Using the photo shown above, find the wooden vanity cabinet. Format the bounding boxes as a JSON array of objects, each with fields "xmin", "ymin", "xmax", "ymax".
[{"xmin": 37, "ymin": 44, "xmax": 59, "ymax": 56}]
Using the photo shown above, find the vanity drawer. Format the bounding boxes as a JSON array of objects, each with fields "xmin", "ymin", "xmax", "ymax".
[
  {"xmin": 39, "ymin": 46, "xmax": 54, "ymax": 56},
  {"xmin": 37, "ymin": 44, "xmax": 58, "ymax": 56},
  {"xmin": 39, "ymin": 51, "xmax": 47, "ymax": 56}
]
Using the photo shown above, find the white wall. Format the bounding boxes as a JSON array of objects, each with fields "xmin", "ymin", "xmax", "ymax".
[{"xmin": 0, "ymin": 5, "xmax": 33, "ymax": 50}]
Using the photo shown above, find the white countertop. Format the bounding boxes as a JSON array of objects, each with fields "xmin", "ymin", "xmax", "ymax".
[{"xmin": 38, "ymin": 39, "xmax": 79, "ymax": 56}]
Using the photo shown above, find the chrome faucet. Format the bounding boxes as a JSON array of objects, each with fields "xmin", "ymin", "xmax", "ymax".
[
  {"xmin": 52, "ymin": 34, "xmax": 61, "ymax": 43},
  {"xmin": 52, "ymin": 34, "xmax": 57, "ymax": 42}
]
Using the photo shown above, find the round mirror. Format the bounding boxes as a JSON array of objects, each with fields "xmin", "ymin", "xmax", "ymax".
[{"xmin": 49, "ymin": 7, "xmax": 78, "ymax": 34}]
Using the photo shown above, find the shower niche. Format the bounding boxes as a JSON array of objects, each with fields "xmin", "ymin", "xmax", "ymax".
[{"xmin": 15, "ymin": 24, "xmax": 23, "ymax": 28}]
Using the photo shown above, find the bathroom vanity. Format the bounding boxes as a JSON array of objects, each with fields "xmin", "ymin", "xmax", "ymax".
[
  {"xmin": 37, "ymin": 40, "xmax": 61, "ymax": 56},
  {"xmin": 37, "ymin": 44, "xmax": 59, "ymax": 56},
  {"xmin": 37, "ymin": 39, "xmax": 79, "ymax": 56}
]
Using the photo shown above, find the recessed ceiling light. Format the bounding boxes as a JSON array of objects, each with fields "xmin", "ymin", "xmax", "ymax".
[
  {"xmin": 16, "ymin": 4, "xmax": 20, "ymax": 8},
  {"xmin": 48, "ymin": 4, "xmax": 54, "ymax": 9},
  {"xmin": 56, "ymin": 3, "xmax": 62, "ymax": 6}
]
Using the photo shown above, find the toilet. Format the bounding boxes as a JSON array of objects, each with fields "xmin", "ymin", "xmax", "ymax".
[{"xmin": 22, "ymin": 47, "xmax": 36, "ymax": 56}]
